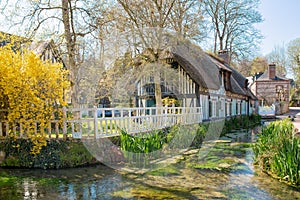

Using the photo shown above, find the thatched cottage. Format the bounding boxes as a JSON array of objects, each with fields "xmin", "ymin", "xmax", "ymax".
[{"xmin": 134, "ymin": 44, "xmax": 256, "ymax": 121}]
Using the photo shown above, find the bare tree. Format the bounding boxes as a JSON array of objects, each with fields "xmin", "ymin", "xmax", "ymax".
[
  {"xmin": 114, "ymin": 0, "xmax": 207, "ymax": 108},
  {"xmin": 287, "ymin": 38, "xmax": 300, "ymax": 81},
  {"xmin": 236, "ymin": 59, "xmax": 252, "ymax": 77},
  {"xmin": 116, "ymin": 0, "xmax": 176, "ymax": 108},
  {"xmin": 1, "ymin": 0, "xmax": 108, "ymax": 107},
  {"xmin": 168, "ymin": 0, "xmax": 206, "ymax": 42},
  {"xmin": 250, "ymin": 56, "xmax": 269, "ymax": 75},
  {"xmin": 202, "ymin": 0, "xmax": 263, "ymax": 63},
  {"xmin": 266, "ymin": 44, "xmax": 288, "ymax": 76}
]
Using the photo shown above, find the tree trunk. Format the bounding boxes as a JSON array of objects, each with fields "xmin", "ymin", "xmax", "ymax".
[
  {"xmin": 154, "ymin": 69, "xmax": 163, "ymax": 114},
  {"xmin": 62, "ymin": 0, "xmax": 78, "ymax": 108}
]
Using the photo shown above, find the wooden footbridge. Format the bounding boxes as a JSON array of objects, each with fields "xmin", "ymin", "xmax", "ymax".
[{"xmin": 0, "ymin": 107, "xmax": 203, "ymax": 139}]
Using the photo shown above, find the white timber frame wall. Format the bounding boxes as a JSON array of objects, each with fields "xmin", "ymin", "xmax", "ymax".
[
  {"xmin": 136, "ymin": 66, "xmax": 198, "ymax": 108},
  {"xmin": 200, "ymin": 94, "xmax": 209, "ymax": 120},
  {"xmin": 226, "ymin": 98, "xmax": 231, "ymax": 117},
  {"xmin": 178, "ymin": 66, "xmax": 198, "ymax": 107}
]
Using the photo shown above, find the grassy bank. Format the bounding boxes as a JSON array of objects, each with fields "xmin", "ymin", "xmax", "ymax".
[{"xmin": 253, "ymin": 119, "xmax": 300, "ymax": 187}]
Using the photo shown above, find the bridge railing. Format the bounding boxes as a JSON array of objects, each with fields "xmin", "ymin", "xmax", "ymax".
[{"xmin": 0, "ymin": 106, "xmax": 203, "ymax": 139}]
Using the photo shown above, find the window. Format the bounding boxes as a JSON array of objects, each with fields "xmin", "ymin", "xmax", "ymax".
[{"xmin": 276, "ymin": 85, "xmax": 284, "ymax": 101}]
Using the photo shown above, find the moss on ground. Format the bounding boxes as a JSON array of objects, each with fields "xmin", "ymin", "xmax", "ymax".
[
  {"xmin": 186, "ymin": 142, "xmax": 251, "ymax": 172},
  {"xmin": 147, "ymin": 164, "xmax": 181, "ymax": 176}
]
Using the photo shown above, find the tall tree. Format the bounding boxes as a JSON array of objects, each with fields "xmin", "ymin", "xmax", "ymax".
[
  {"xmin": 236, "ymin": 59, "xmax": 252, "ymax": 77},
  {"xmin": 202, "ymin": 0, "xmax": 263, "ymax": 63}
]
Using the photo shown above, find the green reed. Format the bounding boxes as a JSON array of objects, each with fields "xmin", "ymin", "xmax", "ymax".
[{"xmin": 253, "ymin": 118, "xmax": 300, "ymax": 186}]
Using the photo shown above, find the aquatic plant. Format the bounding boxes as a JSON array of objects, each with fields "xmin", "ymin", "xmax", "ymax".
[
  {"xmin": 253, "ymin": 118, "xmax": 300, "ymax": 186},
  {"xmin": 222, "ymin": 114, "xmax": 261, "ymax": 135},
  {"xmin": 120, "ymin": 114, "xmax": 261, "ymax": 162},
  {"xmin": 120, "ymin": 129, "xmax": 166, "ymax": 154}
]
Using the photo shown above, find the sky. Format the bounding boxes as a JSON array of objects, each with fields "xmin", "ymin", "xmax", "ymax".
[
  {"xmin": 257, "ymin": 0, "xmax": 300, "ymax": 55},
  {"xmin": 1, "ymin": 0, "xmax": 299, "ymax": 57}
]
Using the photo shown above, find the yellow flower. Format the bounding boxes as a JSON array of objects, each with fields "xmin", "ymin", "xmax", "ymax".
[{"xmin": 0, "ymin": 44, "xmax": 68, "ymax": 155}]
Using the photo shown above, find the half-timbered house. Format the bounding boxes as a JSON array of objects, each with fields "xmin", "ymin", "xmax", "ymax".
[
  {"xmin": 134, "ymin": 44, "xmax": 256, "ymax": 121},
  {"xmin": 0, "ymin": 32, "xmax": 64, "ymax": 66}
]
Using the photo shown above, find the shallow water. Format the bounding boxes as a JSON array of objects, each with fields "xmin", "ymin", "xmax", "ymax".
[{"xmin": 1, "ymin": 128, "xmax": 299, "ymax": 200}]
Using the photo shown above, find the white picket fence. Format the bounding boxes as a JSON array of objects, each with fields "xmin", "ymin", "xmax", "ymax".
[
  {"xmin": 258, "ymin": 105, "xmax": 275, "ymax": 117},
  {"xmin": 0, "ymin": 107, "xmax": 203, "ymax": 139}
]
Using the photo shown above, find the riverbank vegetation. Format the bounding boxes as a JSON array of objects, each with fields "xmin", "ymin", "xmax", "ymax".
[
  {"xmin": 120, "ymin": 115, "xmax": 261, "ymax": 163},
  {"xmin": 253, "ymin": 119, "xmax": 300, "ymax": 187}
]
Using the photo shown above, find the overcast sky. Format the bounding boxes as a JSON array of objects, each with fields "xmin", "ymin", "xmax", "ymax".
[{"xmin": 257, "ymin": 0, "xmax": 300, "ymax": 55}]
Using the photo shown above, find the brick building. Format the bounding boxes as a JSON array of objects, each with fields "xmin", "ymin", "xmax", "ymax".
[{"xmin": 250, "ymin": 64, "xmax": 290, "ymax": 114}]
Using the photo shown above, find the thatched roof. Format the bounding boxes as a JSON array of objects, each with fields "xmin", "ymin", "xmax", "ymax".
[
  {"xmin": 207, "ymin": 53, "xmax": 257, "ymax": 100},
  {"xmin": 160, "ymin": 44, "xmax": 221, "ymax": 90},
  {"xmin": 230, "ymin": 75, "xmax": 247, "ymax": 96},
  {"xmin": 225, "ymin": 64, "xmax": 248, "ymax": 96},
  {"xmin": 159, "ymin": 43, "xmax": 255, "ymax": 99},
  {"xmin": 208, "ymin": 55, "xmax": 244, "ymax": 94},
  {"xmin": 246, "ymin": 88, "xmax": 258, "ymax": 100}
]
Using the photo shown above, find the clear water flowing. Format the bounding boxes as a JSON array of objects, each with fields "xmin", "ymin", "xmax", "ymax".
[{"xmin": 0, "ymin": 127, "xmax": 299, "ymax": 200}]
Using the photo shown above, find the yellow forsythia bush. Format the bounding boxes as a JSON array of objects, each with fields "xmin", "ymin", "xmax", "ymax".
[{"xmin": 0, "ymin": 44, "xmax": 69, "ymax": 155}]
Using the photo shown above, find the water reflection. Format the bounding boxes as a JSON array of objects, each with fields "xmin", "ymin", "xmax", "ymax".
[{"xmin": 23, "ymin": 178, "xmax": 38, "ymax": 200}]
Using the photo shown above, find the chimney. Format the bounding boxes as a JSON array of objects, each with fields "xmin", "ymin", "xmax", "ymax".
[
  {"xmin": 268, "ymin": 63, "xmax": 276, "ymax": 79},
  {"xmin": 218, "ymin": 49, "xmax": 229, "ymax": 64}
]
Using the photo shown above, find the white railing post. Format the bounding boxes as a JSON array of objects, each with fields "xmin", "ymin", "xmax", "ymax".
[
  {"xmin": 63, "ymin": 107, "xmax": 67, "ymax": 139},
  {"xmin": 94, "ymin": 106, "xmax": 99, "ymax": 139},
  {"xmin": 0, "ymin": 122, "xmax": 2, "ymax": 137}
]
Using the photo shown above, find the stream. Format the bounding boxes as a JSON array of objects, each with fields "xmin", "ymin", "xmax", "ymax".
[{"xmin": 0, "ymin": 127, "xmax": 299, "ymax": 199}]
